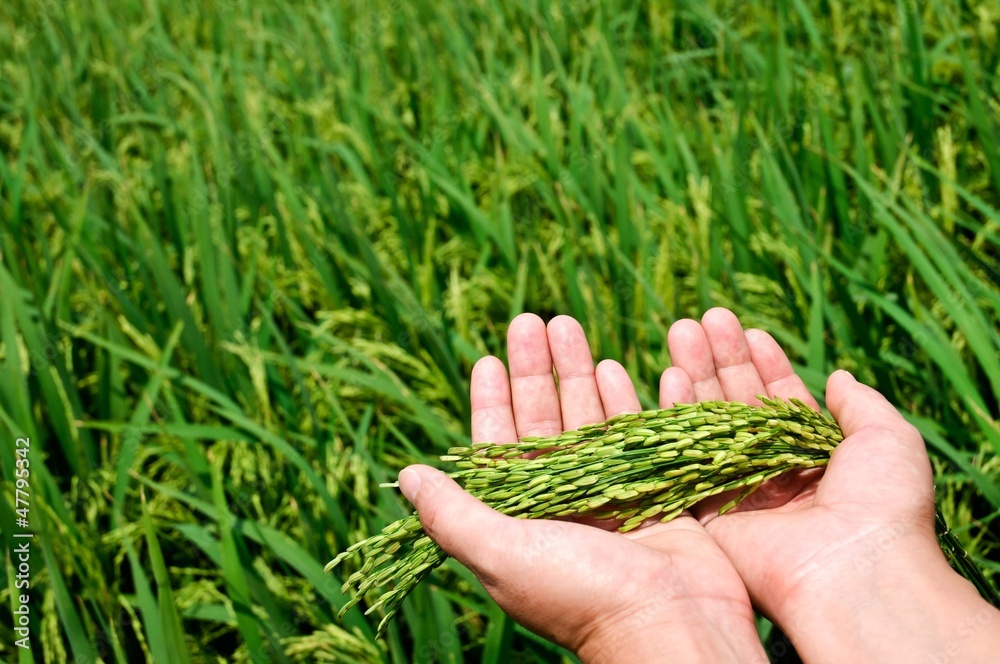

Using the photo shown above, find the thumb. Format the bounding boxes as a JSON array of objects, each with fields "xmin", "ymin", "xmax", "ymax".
[
  {"xmin": 398, "ymin": 465, "xmax": 510, "ymax": 577},
  {"xmin": 825, "ymin": 369, "xmax": 912, "ymax": 438},
  {"xmin": 820, "ymin": 370, "xmax": 932, "ymax": 508}
]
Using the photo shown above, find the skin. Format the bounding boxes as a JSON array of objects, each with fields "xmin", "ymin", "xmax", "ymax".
[
  {"xmin": 398, "ymin": 308, "xmax": 1000, "ymax": 662},
  {"xmin": 664, "ymin": 309, "xmax": 1000, "ymax": 662}
]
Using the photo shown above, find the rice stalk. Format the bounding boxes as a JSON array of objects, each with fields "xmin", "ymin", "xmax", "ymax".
[{"xmin": 326, "ymin": 397, "xmax": 1000, "ymax": 636}]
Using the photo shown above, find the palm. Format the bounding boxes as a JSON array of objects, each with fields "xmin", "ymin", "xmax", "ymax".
[{"xmin": 471, "ymin": 314, "xmax": 754, "ymax": 642}]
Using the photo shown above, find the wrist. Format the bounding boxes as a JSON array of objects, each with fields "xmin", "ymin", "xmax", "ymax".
[
  {"xmin": 776, "ymin": 537, "xmax": 1000, "ymax": 663},
  {"xmin": 576, "ymin": 596, "xmax": 766, "ymax": 664}
]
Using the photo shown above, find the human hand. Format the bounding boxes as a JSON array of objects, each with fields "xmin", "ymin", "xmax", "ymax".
[
  {"xmin": 399, "ymin": 314, "xmax": 767, "ymax": 662},
  {"xmin": 663, "ymin": 308, "xmax": 1000, "ymax": 662}
]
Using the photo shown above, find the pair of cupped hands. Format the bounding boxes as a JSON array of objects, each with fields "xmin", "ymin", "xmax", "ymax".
[{"xmin": 397, "ymin": 309, "xmax": 999, "ymax": 663}]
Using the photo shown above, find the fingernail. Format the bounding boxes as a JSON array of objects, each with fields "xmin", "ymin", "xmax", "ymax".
[
  {"xmin": 398, "ymin": 468, "xmax": 423, "ymax": 504},
  {"xmin": 838, "ymin": 369, "xmax": 856, "ymax": 381}
]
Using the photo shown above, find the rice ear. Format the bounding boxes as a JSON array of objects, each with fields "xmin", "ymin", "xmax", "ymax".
[{"xmin": 325, "ymin": 397, "xmax": 999, "ymax": 637}]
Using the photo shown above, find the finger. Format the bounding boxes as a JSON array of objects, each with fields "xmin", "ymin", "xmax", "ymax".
[
  {"xmin": 508, "ymin": 313, "xmax": 562, "ymax": 437},
  {"xmin": 819, "ymin": 371, "xmax": 933, "ymax": 511},
  {"xmin": 595, "ymin": 359, "xmax": 641, "ymax": 416},
  {"xmin": 825, "ymin": 370, "xmax": 912, "ymax": 438},
  {"xmin": 471, "ymin": 356, "xmax": 518, "ymax": 444},
  {"xmin": 745, "ymin": 329, "xmax": 820, "ymax": 409},
  {"xmin": 573, "ymin": 360, "xmax": 638, "ymax": 532},
  {"xmin": 399, "ymin": 465, "xmax": 510, "ymax": 581},
  {"xmin": 667, "ymin": 319, "xmax": 725, "ymax": 400},
  {"xmin": 547, "ymin": 316, "xmax": 605, "ymax": 429},
  {"xmin": 659, "ymin": 367, "xmax": 696, "ymax": 408},
  {"xmin": 700, "ymin": 308, "xmax": 767, "ymax": 405}
]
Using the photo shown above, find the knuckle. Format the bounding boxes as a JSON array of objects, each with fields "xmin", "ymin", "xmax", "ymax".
[{"xmin": 518, "ymin": 418, "xmax": 562, "ymax": 436}]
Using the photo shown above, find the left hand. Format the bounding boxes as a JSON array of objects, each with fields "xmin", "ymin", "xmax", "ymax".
[
  {"xmin": 398, "ymin": 314, "xmax": 766, "ymax": 662},
  {"xmin": 662, "ymin": 308, "xmax": 1000, "ymax": 662}
]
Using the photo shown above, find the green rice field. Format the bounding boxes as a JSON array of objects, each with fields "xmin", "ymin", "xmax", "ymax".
[{"xmin": 1, "ymin": 0, "xmax": 999, "ymax": 661}]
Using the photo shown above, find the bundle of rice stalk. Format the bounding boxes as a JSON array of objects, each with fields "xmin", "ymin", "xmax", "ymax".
[{"xmin": 326, "ymin": 398, "xmax": 999, "ymax": 636}]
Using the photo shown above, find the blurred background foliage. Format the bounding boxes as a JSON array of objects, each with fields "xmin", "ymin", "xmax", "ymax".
[{"xmin": 0, "ymin": 0, "xmax": 998, "ymax": 661}]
